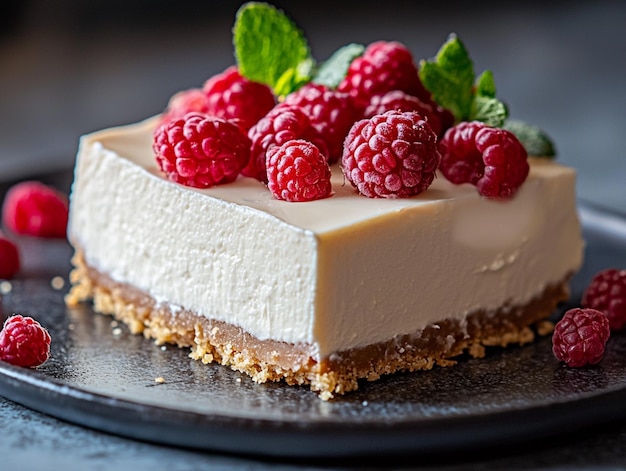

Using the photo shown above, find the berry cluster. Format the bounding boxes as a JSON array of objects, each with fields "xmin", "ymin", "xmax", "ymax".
[
  {"xmin": 156, "ymin": 38, "xmax": 531, "ymax": 202},
  {"xmin": 0, "ymin": 314, "xmax": 51, "ymax": 368},
  {"xmin": 553, "ymin": 269, "xmax": 626, "ymax": 367}
]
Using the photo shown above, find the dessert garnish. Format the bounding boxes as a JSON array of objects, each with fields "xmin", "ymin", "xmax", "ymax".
[
  {"xmin": 553, "ymin": 268, "xmax": 626, "ymax": 367},
  {"xmin": 342, "ymin": 110, "xmax": 440, "ymax": 198},
  {"xmin": 582, "ymin": 268, "xmax": 626, "ymax": 331},
  {"xmin": 0, "ymin": 314, "xmax": 51, "ymax": 368},
  {"xmin": 246, "ymin": 103, "xmax": 327, "ymax": 182},
  {"xmin": 2, "ymin": 180, "xmax": 69, "ymax": 238},
  {"xmin": 266, "ymin": 139, "xmax": 332, "ymax": 202},
  {"xmin": 552, "ymin": 308, "xmax": 610, "ymax": 368},
  {"xmin": 153, "ymin": 112, "xmax": 251, "ymax": 188},
  {"xmin": 438, "ymin": 121, "xmax": 529, "ymax": 199},
  {"xmin": 0, "ymin": 234, "xmax": 20, "ymax": 280}
]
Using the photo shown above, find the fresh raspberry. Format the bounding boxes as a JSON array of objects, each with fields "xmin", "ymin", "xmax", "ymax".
[
  {"xmin": 337, "ymin": 41, "xmax": 431, "ymax": 112},
  {"xmin": 0, "ymin": 234, "xmax": 20, "ymax": 279},
  {"xmin": 364, "ymin": 90, "xmax": 444, "ymax": 138},
  {"xmin": 2, "ymin": 181, "xmax": 69, "ymax": 238},
  {"xmin": 153, "ymin": 112, "xmax": 250, "ymax": 188},
  {"xmin": 438, "ymin": 121, "xmax": 529, "ymax": 199},
  {"xmin": 245, "ymin": 104, "xmax": 328, "ymax": 182},
  {"xmin": 160, "ymin": 88, "xmax": 210, "ymax": 125},
  {"xmin": 0, "ymin": 314, "xmax": 51, "ymax": 368},
  {"xmin": 342, "ymin": 110, "xmax": 440, "ymax": 198},
  {"xmin": 582, "ymin": 269, "xmax": 626, "ymax": 331},
  {"xmin": 283, "ymin": 83, "xmax": 358, "ymax": 163},
  {"xmin": 202, "ymin": 66, "xmax": 276, "ymax": 131},
  {"xmin": 552, "ymin": 308, "xmax": 610, "ymax": 367},
  {"xmin": 266, "ymin": 140, "xmax": 332, "ymax": 202}
]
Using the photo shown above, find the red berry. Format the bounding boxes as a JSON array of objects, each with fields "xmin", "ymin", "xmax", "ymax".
[
  {"xmin": 283, "ymin": 83, "xmax": 358, "ymax": 163},
  {"xmin": 0, "ymin": 234, "xmax": 20, "ymax": 279},
  {"xmin": 438, "ymin": 121, "xmax": 529, "ymax": 199},
  {"xmin": 552, "ymin": 308, "xmax": 610, "ymax": 367},
  {"xmin": 342, "ymin": 110, "xmax": 440, "ymax": 198},
  {"xmin": 266, "ymin": 140, "xmax": 332, "ymax": 202},
  {"xmin": 202, "ymin": 66, "xmax": 276, "ymax": 131},
  {"xmin": 338, "ymin": 41, "xmax": 431, "ymax": 112},
  {"xmin": 245, "ymin": 104, "xmax": 328, "ymax": 182},
  {"xmin": 364, "ymin": 90, "xmax": 443, "ymax": 138},
  {"xmin": 153, "ymin": 112, "xmax": 250, "ymax": 188},
  {"xmin": 0, "ymin": 314, "xmax": 51, "ymax": 368},
  {"xmin": 160, "ymin": 88, "xmax": 210, "ymax": 124},
  {"xmin": 2, "ymin": 181, "xmax": 69, "ymax": 238},
  {"xmin": 582, "ymin": 269, "xmax": 626, "ymax": 331}
]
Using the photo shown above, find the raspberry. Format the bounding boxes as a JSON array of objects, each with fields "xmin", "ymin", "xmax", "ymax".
[
  {"xmin": 582, "ymin": 269, "xmax": 626, "ymax": 331},
  {"xmin": 283, "ymin": 83, "xmax": 358, "ymax": 163},
  {"xmin": 0, "ymin": 314, "xmax": 51, "ymax": 368},
  {"xmin": 337, "ymin": 41, "xmax": 431, "ymax": 112},
  {"xmin": 342, "ymin": 110, "xmax": 440, "ymax": 198},
  {"xmin": 0, "ymin": 234, "xmax": 20, "ymax": 279},
  {"xmin": 245, "ymin": 104, "xmax": 328, "ymax": 182},
  {"xmin": 2, "ymin": 181, "xmax": 69, "ymax": 238},
  {"xmin": 153, "ymin": 112, "xmax": 250, "ymax": 188},
  {"xmin": 160, "ymin": 88, "xmax": 210, "ymax": 124},
  {"xmin": 266, "ymin": 140, "xmax": 332, "ymax": 202},
  {"xmin": 552, "ymin": 308, "xmax": 610, "ymax": 367},
  {"xmin": 438, "ymin": 121, "xmax": 529, "ymax": 199},
  {"xmin": 202, "ymin": 66, "xmax": 276, "ymax": 131},
  {"xmin": 364, "ymin": 90, "xmax": 444, "ymax": 138}
]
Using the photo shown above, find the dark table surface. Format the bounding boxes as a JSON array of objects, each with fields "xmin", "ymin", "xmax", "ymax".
[{"xmin": 1, "ymin": 1, "xmax": 626, "ymax": 469}]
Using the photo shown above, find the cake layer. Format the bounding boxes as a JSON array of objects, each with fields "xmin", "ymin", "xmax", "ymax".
[
  {"xmin": 66, "ymin": 248, "xmax": 570, "ymax": 398},
  {"xmin": 67, "ymin": 118, "xmax": 584, "ymax": 362}
]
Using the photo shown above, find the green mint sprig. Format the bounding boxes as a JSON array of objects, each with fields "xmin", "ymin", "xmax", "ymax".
[
  {"xmin": 233, "ymin": 2, "xmax": 314, "ymax": 98},
  {"xmin": 418, "ymin": 34, "xmax": 508, "ymax": 127}
]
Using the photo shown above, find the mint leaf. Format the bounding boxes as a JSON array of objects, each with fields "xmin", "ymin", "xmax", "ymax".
[
  {"xmin": 503, "ymin": 119, "xmax": 557, "ymax": 158},
  {"xmin": 475, "ymin": 70, "xmax": 496, "ymax": 98},
  {"xmin": 470, "ymin": 96, "xmax": 508, "ymax": 127},
  {"xmin": 418, "ymin": 34, "xmax": 474, "ymax": 122},
  {"xmin": 420, "ymin": 34, "xmax": 509, "ymax": 126},
  {"xmin": 233, "ymin": 2, "xmax": 313, "ymax": 97},
  {"xmin": 313, "ymin": 43, "xmax": 365, "ymax": 89},
  {"xmin": 470, "ymin": 70, "xmax": 508, "ymax": 126}
]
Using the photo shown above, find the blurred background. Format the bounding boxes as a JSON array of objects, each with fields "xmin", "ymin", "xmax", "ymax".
[{"xmin": 1, "ymin": 0, "xmax": 625, "ymax": 211}]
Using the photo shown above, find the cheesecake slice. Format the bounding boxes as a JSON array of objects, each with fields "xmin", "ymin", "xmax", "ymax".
[{"xmin": 66, "ymin": 117, "xmax": 584, "ymax": 399}]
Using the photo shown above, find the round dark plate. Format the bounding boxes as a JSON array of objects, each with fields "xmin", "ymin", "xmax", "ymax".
[{"xmin": 1, "ymin": 192, "xmax": 626, "ymax": 459}]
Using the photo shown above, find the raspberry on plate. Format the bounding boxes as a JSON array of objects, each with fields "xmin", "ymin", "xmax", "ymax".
[
  {"xmin": 1, "ymin": 180, "xmax": 69, "ymax": 238},
  {"xmin": 364, "ymin": 90, "xmax": 444, "ymax": 138},
  {"xmin": 153, "ymin": 112, "xmax": 251, "ymax": 188},
  {"xmin": 203, "ymin": 66, "xmax": 276, "ymax": 131},
  {"xmin": 337, "ymin": 41, "xmax": 431, "ymax": 112},
  {"xmin": 266, "ymin": 140, "xmax": 332, "ymax": 202},
  {"xmin": 283, "ymin": 83, "xmax": 358, "ymax": 163},
  {"xmin": 552, "ymin": 308, "xmax": 610, "ymax": 368},
  {"xmin": 438, "ymin": 121, "xmax": 529, "ymax": 199},
  {"xmin": 246, "ymin": 104, "xmax": 328, "ymax": 182},
  {"xmin": 342, "ymin": 110, "xmax": 441, "ymax": 198},
  {"xmin": 582, "ymin": 268, "xmax": 626, "ymax": 331},
  {"xmin": 0, "ymin": 234, "xmax": 20, "ymax": 279},
  {"xmin": 0, "ymin": 314, "xmax": 51, "ymax": 368}
]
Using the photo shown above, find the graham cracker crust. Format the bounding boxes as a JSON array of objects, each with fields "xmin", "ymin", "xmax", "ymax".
[{"xmin": 66, "ymin": 249, "xmax": 570, "ymax": 400}]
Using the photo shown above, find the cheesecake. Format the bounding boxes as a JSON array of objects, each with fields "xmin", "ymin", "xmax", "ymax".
[{"xmin": 65, "ymin": 116, "xmax": 584, "ymax": 399}]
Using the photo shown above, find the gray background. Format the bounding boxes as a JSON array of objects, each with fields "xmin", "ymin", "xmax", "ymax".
[{"xmin": 1, "ymin": 0, "xmax": 626, "ymax": 469}]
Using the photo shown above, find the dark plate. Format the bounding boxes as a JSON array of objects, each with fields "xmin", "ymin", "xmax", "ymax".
[{"xmin": 1, "ymin": 171, "xmax": 626, "ymax": 459}]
